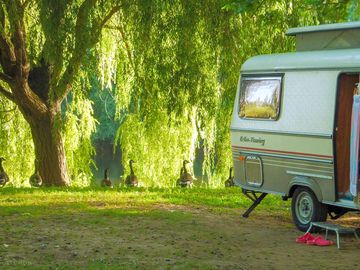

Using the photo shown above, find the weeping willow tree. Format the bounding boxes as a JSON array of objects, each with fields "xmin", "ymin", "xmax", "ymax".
[
  {"xmin": 107, "ymin": 0, "xmax": 353, "ymax": 187},
  {"xmin": 0, "ymin": 0, "xmax": 354, "ymax": 187},
  {"xmin": 0, "ymin": 0, "xmax": 121, "ymax": 186}
]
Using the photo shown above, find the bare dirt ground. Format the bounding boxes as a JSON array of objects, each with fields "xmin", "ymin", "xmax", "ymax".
[{"xmin": 1, "ymin": 202, "xmax": 360, "ymax": 269}]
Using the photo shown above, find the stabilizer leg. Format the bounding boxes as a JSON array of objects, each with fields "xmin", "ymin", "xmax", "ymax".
[{"xmin": 242, "ymin": 190, "xmax": 267, "ymax": 218}]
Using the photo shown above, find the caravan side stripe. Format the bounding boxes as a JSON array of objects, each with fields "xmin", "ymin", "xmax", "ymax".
[{"xmin": 232, "ymin": 146, "xmax": 333, "ymax": 159}]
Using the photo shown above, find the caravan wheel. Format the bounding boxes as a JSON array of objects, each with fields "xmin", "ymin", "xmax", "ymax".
[{"xmin": 291, "ymin": 186, "xmax": 327, "ymax": 232}]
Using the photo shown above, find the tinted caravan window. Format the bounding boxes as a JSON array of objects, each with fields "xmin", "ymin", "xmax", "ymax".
[{"xmin": 239, "ymin": 76, "xmax": 282, "ymax": 120}]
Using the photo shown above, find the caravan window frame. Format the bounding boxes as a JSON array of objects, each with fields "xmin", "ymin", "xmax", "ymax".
[{"xmin": 238, "ymin": 74, "xmax": 284, "ymax": 121}]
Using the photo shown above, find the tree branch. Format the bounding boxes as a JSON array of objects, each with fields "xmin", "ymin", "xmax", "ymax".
[
  {"xmin": 0, "ymin": 84, "xmax": 15, "ymax": 102},
  {"xmin": 22, "ymin": 0, "xmax": 32, "ymax": 10},
  {"xmin": 104, "ymin": 24, "xmax": 135, "ymax": 71},
  {"xmin": 52, "ymin": 0, "xmax": 96, "ymax": 104},
  {"xmin": 0, "ymin": 3, "xmax": 5, "ymax": 29},
  {"xmin": 12, "ymin": 17, "xmax": 29, "ymax": 77},
  {"xmin": 0, "ymin": 72, "xmax": 13, "ymax": 84},
  {"xmin": 99, "ymin": 5, "xmax": 121, "ymax": 29},
  {"xmin": 2, "ymin": 0, "xmax": 47, "ymax": 117},
  {"xmin": 54, "ymin": 2, "xmax": 122, "ymax": 104},
  {"xmin": 2, "ymin": 0, "xmax": 28, "ymax": 77},
  {"xmin": 0, "ymin": 34, "xmax": 16, "ymax": 76}
]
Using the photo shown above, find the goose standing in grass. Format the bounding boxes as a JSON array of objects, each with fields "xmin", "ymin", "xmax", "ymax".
[
  {"xmin": 125, "ymin": 160, "xmax": 138, "ymax": 187},
  {"xmin": 179, "ymin": 160, "xmax": 193, "ymax": 187},
  {"xmin": 30, "ymin": 159, "xmax": 42, "ymax": 187},
  {"xmin": 101, "ymin": 168, "xmax": 113, "ymax": 188},
  {"xmin": 225, "ymin": 167, "xmax": 234, "ymax": 187},
  {"xmin": 176, "ymin": 166, "xmax": 184, "ymax": 186},
  {"xmin": 0, "ymin": 157, "xmax": 9, "ymax": 187}
]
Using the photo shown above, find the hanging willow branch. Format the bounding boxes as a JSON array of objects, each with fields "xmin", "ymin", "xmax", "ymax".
[{"xmin": 104, "ymin": 24, "xmax": 135, "ymax": 71}]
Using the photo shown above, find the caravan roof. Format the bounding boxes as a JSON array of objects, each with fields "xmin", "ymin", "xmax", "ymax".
[
  {"xmin": 286, "ymin": 21, "xmax": 360, "ymax": 36},
  {"xmin": 241, "ymin": 48, "xmax": 360, "ymax": 73}
]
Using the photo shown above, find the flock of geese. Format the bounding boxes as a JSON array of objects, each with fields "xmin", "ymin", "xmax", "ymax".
[
  {"xmin": 100, "ymin": 159, "xmax": 139, "ymax": 188},
  {"xmin": 0, "ymin": 156, "xmax": 235, "ymax": 188},
  {"xmin": 101, "ymin": 159, "xmax": 235, "ymax": 188}
]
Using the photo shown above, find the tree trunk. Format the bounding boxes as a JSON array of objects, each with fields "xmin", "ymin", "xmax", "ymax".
[{"xmin": 27, "ymin": 109, "xmax": 70, "ymax": 186}]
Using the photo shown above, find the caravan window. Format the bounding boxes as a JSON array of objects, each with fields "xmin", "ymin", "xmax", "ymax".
[{"xmin": 239, "ymin": 76, "xmax": 282, "ymax": 120}]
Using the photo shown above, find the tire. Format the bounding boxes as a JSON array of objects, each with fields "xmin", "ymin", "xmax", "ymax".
[{"xmin": 291, "ymin": 186, "xmax": 327, "ymax": 232}]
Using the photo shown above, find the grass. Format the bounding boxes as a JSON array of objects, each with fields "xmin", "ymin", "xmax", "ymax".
[
  {"xmin": 1, "ymin": 188, "xmax": 359, "ymax": 269},
  {"xmin": 0, "ymin": 187, "xmax": 290, "ymax": 216},
  {"xmin": 0, "ymin": 187, "xmax": 292, "ymax": 269}
]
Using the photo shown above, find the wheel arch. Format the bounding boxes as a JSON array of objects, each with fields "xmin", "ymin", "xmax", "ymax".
[{"xmin": 287, "ymin": 176, "xmax": 323, "ymax": 202}]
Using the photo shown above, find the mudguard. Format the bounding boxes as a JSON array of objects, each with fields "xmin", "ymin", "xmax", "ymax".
[{"xmin": 288, "ymin": 176, "xmax": 323, "ymax": 202}]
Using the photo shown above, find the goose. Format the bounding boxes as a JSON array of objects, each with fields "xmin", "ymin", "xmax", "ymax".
[
  {"xmin": 0, "ymin": 157, "xmax": 9, "ymax": 187},
  {"xmin": 125, "ymin": 160, "xmax": 138, "ymax": 187},
  {"xmin": 176, "ymin": 166, "xmax": 184, "ymax": 186},
  {"xmin": 101, "ymin": 168, "xmax": 113, "ymax": 188},
  {"xmin": 29, "ymin": 159, "xmax": 42, "ymax": 187},
  {"xmin": 179, "ymin": 160, "xmax": 193, "ymax": 187},
  {"xmin": 225, "ymin": 167, "xmax": 234, "ymax": 187}
]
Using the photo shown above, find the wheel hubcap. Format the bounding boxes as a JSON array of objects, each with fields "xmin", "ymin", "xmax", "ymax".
[{"xmin": 295, "ymin": 191, "xmax": 314, "ymax": 224}]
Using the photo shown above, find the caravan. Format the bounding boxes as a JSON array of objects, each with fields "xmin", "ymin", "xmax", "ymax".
[{"xmin": 231, "ymin": 22, "xmax": 360, "ymax": 231}]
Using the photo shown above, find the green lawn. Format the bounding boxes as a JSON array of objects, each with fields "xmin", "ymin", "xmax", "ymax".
[
  {"xmin": 0, "ymin": 187, "xmax": 289, "ymax": 217},
  {"xmin": 3, "ymin": 188, "xmax": 358, "ymax": 270}
]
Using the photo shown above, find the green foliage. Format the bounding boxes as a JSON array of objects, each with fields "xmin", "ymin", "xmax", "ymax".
[
  {"xmin": 90, "ymin": 82, "xmax": 119, "ymax": 142},
  {"xmin": 348, "ymin": 0, "xmax": 360, "ymax": 20},
  {"xmin": 0, "ymin": 97, "xmax": 34, "ymax": 187},
  {"xmin": 116, "ymin": 111, "xmax": 196, "ymax": 187},
  {"xmin": 37, "ymin": 0, "xmax": 116, "ymax": 97},
  {"xmin": 224, "ymin": 0, "xmax": 352, "ymax": 23},
  {"xmin": 0, "ymin": 86, "xmax": 96, "ymax": 187},
  {"xmin": 63, "ymin": 78, "xmax": 97, "ymax": 187},
  {"xmin": 0, "ymin": 1, "xmax": 100, "ymax": 186},
  {"xmin": 107, "ymin": 0, "xmax": 240, "ymax": 187},
  {"xmin": 104, "ymin": 0, "xmax": 352, "ymax": 187}
]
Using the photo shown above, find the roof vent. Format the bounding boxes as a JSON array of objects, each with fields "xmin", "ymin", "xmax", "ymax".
[{"xmin": 286, "ymin": 22, "xmax": 360, "ymax": 51}]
